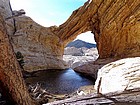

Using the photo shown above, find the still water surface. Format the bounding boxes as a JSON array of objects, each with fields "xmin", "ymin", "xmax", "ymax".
[{"xmin": 26, "ymin": 68, "xmax": 94, "ymax": 94}]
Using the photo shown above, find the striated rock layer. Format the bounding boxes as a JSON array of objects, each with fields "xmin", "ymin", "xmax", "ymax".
[
  {"xmin": 61, "ymin": 0, "xmax": 140, "ymax": 76},
  {"xmin": 12, "ymin": 16, "xmax": 67, "ymax": 71},
  {"xmin": 95, "ymin": 57, "xmax": 140, "ymax": 94},
  {"xmin": 56, "ymin": 0, "xmax": 140, "ymax": 58}
]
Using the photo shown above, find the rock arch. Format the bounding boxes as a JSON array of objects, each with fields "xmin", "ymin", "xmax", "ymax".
[
  {"xmin": 10, "ymin": 0, "xmax": 140, "ymax": 71},
  {"xmin": 56, "ymin": 0, "xmax": 140, "ymax": 59}
]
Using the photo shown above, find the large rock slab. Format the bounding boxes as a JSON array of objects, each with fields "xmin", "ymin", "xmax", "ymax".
[{"xmin": 95, "ymin": 57, "xmax": 140, "ymax": 94}]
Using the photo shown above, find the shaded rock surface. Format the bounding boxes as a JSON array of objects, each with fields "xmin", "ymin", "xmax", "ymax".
[
  {"xmin": 74, "ymin": 58, "xmax": 118, "ymax": 79},
  {"xmin": 0, "ymin": 0, "xmax": 14, "ymax": 36}
]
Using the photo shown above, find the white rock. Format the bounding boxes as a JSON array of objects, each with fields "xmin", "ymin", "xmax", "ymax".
[
  {"xmin": 64, "ymin": 47, "xmax": 84, "ymax": 56},
  {"xmin": 63, "ymin": 47, "xmax": 98, "ymax": 68},
  {"xmin": 94, "ymin": 57, "xmax": 140, "ymax": 94}
]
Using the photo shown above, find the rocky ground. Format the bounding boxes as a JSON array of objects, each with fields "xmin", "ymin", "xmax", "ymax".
[
  {"xmin": 45, "ymin": 57, "xmax": 140, "ymax": 105},
  {"xmin": 45, "ymin": 88, "xmax": 140, "ymax": 105},
  {"xmin": 63, "ymin": 47, "xmax": 98, "ymax": 69},
  {"xmin": 27, "ymin": 83, "xmax": 95, "ymax": 104}
]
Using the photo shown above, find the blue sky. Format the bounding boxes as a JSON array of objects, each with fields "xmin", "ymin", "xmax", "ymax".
[{"xmin": 10, "ymin": 0, "xmax": 96, "ymax": 44}]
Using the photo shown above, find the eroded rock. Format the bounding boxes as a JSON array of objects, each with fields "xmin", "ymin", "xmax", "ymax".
[
  {"xmin": 5, "ymin": 0, "xmax": 140, "ymax": 72},
  {"xmin": 94, "ymin": 57, "xmax": 140, "ymax": 94},
  {"xmin": 12, "ymin": 16, "xmax": 68, "ymax": 71},
  {"xmin": 45, "ymin": 88, "xmax": 140, "ymax": 105},
  {"xmin": 74, "ymin": 58, "xmax": 118, "ymax": 79}
]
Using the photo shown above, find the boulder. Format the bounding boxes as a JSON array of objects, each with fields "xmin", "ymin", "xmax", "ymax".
[
  {"xmin": 94, "ymin": 57, "xmax": 140, "ymax": 94},
  {"xmin": 74, "ymin": 58, "xmax": 118, "ymax": 79}
]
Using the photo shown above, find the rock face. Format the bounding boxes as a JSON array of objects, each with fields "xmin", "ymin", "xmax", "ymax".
[
  {"xmin": 1, "ymin": 0, "xmax": 140, "ymax": 104},
  {"xmin": 12, "ymin": 16, "xmax": 68, "ymax": 71},
  {"xmin": 94, "ymin": 57, "xmax": 140, "ymax": 94},
  {"xmin": 56, "ymin": 0, "xmax": 140, "ymax": 58},
  {"xmin": 60, "ymin": 0, "xmax": 140, "ymax": 78},
  {"xmin": 0, "ymin": 0, "xmax": 15, "ymax": 36}
]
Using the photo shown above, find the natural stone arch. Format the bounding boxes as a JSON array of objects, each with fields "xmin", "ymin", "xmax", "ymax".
[
  {"xmin": 56, "ymin": 0, "xmax": 140, "ymax": 59},
  {"xmin": 10, "ymin": 0, "xmax": 140, "ymax": 71},
  {"xmin": 56, "ymin": 0, "xmax": 97, "ymax": 46}
]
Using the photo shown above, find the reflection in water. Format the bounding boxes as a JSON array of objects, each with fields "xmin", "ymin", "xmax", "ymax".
[{"xmin": 26, "ymin": 68, "xmax": 94, "ymax": 94}]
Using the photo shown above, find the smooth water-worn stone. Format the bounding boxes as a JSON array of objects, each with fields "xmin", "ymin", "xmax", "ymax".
[{"xmin": 94, "ymin": 57, "xmax": 140, "ymax": 94}]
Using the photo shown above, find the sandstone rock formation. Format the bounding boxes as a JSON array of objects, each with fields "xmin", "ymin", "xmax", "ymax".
[
  {"xmin": 12, "ymin": 16, "xmax": 67, "ymax": 71},
  {"xmin": 1, "ymin": 0, "xmax": 68, "ymax": 72},
  {"xmin": 4, "ymin": 0, "xmax": 140, "ymax": 72},
  {"xmin": 61, "ymin": 0, "xmax": 140, "ymax": 77},
  {"xmin": 94, "ymin": 57, "xmax": 140, "ymax": 94},
  {"xmin": 1, "ymin": 0, "xmax": 140, "ymax": 104},
  {"xmin": 57, "ymin": 0, "xmax": 140, "ymax": 58}
]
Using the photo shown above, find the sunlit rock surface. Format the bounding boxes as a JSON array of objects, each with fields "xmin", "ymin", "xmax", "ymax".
[
  {"xmin": 63, "ymin": 47, "xmax": 98, "ymax": 69},
  {"xmin": 5, "ymin": 0, "xmax": 140, "ymax": 72},
  {"xmin": 12, "ymin": 16, "xmax": 68, "ymax": 71},
  {"xmin": 95, "ymin": 57, "xmax": 140, "ymax": 94}
]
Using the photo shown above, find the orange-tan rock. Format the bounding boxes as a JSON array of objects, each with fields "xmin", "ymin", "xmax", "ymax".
[{"xmin": 3, "ymin": 0, "xmax": 140, "ymax": 72}]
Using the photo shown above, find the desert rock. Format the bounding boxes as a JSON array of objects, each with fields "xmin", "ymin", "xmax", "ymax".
[
  {"xmin": 12, "ymin": 16, "xmax": 68, "ymax": 71},
  {"xmin": 94, "ymin": 57, "xmax": 140, "ymax": 94},
  {"xmin": 3, "ymin": 0, "xmax": 140, "ymax": 72}
]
